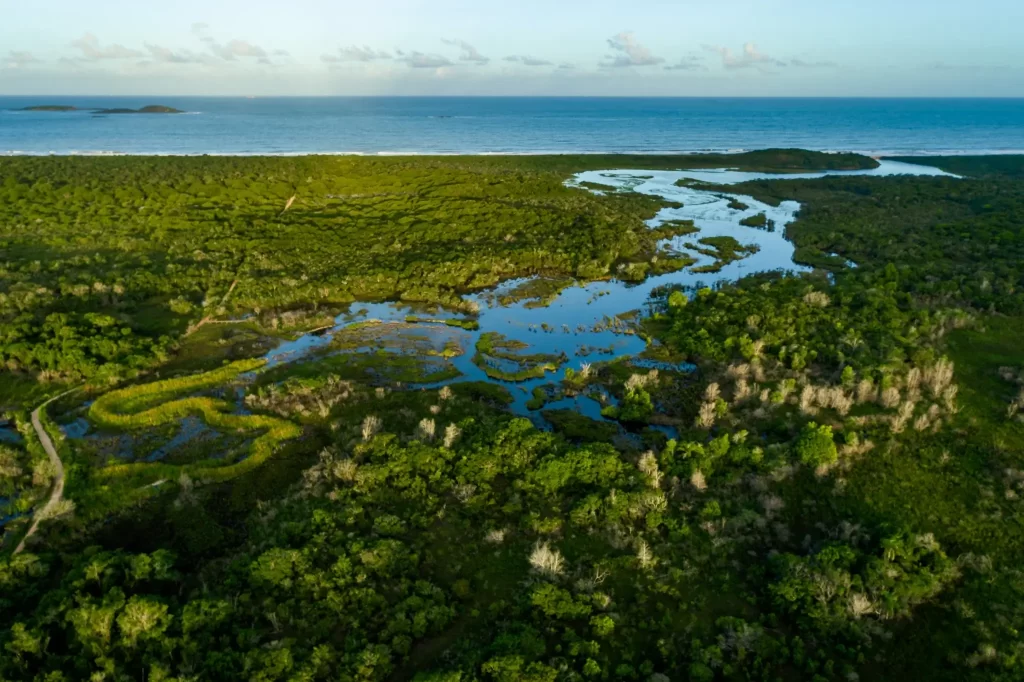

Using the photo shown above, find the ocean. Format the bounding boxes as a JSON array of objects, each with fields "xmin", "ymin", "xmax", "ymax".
[{"xmin": 1, "ymin": 96, "xmax": 1022, "ymax": 156}]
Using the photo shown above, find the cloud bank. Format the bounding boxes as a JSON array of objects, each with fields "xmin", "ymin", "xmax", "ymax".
[
  {"xmin": 22, "ymin": 25, "xmax": 850, "ymax": 90},
  {"xmin": 324, "ymin": 45, "xmax": 393, "ymax": 63},
  {"xmin": 71, "ymin": 33, "xmax": 143, "ymax": 60},
  {"xmin": 665, "ymin": 56, "xmax": 705, "ymax": 71},
  {"xmin": 602, "ymin": 32, "xmax": 664, "ymax": 68},
  {"xmin": 702, "ymin": 43, "xmax": 836, "ymax": 71},
  {"xmin": 192, "ymin": 24, "xmax": 273, "ymax": 64},
  {"xmin": 504, "ymin": 55, "xmax": 553, "ymax": 67},
  {"xmin": 402, "ymin": 52, "xmax": 454, "ymax": 68},
  {"xmin": 703, "ymin": 42, "xmax": 784, "ymax": 70},
  {"xmin": 442, "ymin": 39, "xmax": 489, "ymax": 64},
  {"xmin": 144, "ymin": 44, "xmax": 208, "ymax": 64},
  {"xmin": 3, "ymin": 51, "xmax": 40, "ymax": 68}
]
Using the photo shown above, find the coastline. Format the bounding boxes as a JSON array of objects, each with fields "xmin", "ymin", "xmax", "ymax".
[{"xmin": 5, "ymin": 148, "xmax": 1024, "ymax": 157}]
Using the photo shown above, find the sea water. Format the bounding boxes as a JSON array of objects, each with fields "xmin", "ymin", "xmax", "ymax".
[{"xmin": 2, "ymin": 96, "xmax": 1023, "ymax": 156}]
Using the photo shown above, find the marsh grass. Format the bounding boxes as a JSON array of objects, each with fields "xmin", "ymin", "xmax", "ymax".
[
  {"xmin": 89, "ymin": 359, "xmax": 301, "ymax": 483},
  {"xmin": 472, "ymin": 332, "xmax": 565, "ymax": 382}
]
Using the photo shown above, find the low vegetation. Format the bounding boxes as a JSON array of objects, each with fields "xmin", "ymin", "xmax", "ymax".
[{"xmin": 472, "ymin": 332, "xmax": 565, "ymax": 382}]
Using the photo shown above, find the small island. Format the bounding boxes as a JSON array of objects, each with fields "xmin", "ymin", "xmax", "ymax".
[
  {"xmin": 93, "ymin": 105, "xmax": 184, "ymax": 115},
  {"xmin": 21, "ymin": 104, "xmax": 184, "ymax": 114},
  {"xmin": 22, "ymin": 105, "xmax": 79, "ymax": 112}
]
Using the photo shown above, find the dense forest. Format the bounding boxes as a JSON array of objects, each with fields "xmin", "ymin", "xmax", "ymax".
[{"xmin": 1, "ymin": 151, "xmax": 1023, "ymax": 681}]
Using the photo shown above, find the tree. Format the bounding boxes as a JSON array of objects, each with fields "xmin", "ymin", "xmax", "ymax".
[
  {"xmin": 116, "ymin": 596, "xmax": 170, "ymax": 648},
  {"xmin": 794, "ymin": 422, "xmax": 837, "ymax": 468},
  {"xmin": 482, "ymin": 656, "xmax": 558, "ymax": 682},
  {"xmin": 618, "ymin": 387, "xmax": 654, "ymax": 424}
]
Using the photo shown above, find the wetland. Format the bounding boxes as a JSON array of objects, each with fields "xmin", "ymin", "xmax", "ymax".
[{"xmin": 2, "ymin": 150, "xmax": 1024, "ymax": 682}]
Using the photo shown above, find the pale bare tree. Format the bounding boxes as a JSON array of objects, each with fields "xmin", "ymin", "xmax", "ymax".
[
  {"xmin": 415, "ymin": 418, "xmax": 436, "ymax": 441},
  {"xmin": 942, "ymin": 385, "xmax": 959, "ymax": 413},
  {"xmin": 529, "ymin": 542, "xmax": 565, "ymax": 577},
  {"xmin": 880, "ymin": 386, "xmax": 901, "ymax": 409},
  {"xmin": 333, "ymin": 459, "xmax": 359, "ymax": 482},
  {"xmin": 443, "ymin": 423, "xmax": 462, "ymax": 448},
  {"xmin": 734, "ymin": 378, "xmax": 751, "ymax": 403},
  {"xmin": 799, "ymin": 385, "xmax": 818, "ymax": 415},
  {"xmin": 892, "ymin": 401, "xmax": 915, "ymax": 434},
  {"xmin": 803, "ymin": 291, "xmax": 831, "ymax": 307},
  {"xmin": 856, "ymin": 378, "xmax": 877, "ymax": 404},
  {"xmin": 704, "ymin": 382, "xmax": 721, "ymax": 402},
  {"xmin": 697, "ymin": 402, "xmax": 716, "ymax": 428},
  {"xmin": 925, "ymin": 358, "xmax": 955, "ymax": 398},
  {"xmin": 361, "ymin": 415, "xmax": 382, "ymax": 441},
  {"xmin": 848, "ymin": 593, "xmax": 878, "ymax": 618},
  {"xmin": 636, "ymin": 540, "xmax": 655, "ymax": 570},
  {"xmin": 638, "ymin": 451, "xmax": 663, "ymax": 488},
  {"xmin": 690, "ymin": 469, "xmax": 708, "ymax": 491}
]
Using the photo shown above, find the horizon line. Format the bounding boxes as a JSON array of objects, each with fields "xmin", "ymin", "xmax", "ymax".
[{"xmin": 3, "ymin": 94, "xmax": 1024, "ymax": 100}]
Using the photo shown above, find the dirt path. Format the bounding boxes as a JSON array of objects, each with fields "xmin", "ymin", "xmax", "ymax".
[{"xmin": 14, "ymin": 389, "xmax": 77, "ymax": 555}]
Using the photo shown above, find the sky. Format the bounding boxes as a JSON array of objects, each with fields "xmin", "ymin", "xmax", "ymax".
[{"xmin": 1, "ymin": 0, "xmax": 1022, "ymax": 97}]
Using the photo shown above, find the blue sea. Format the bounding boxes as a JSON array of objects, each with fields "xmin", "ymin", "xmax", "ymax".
[{"xmin": 1, "ymin": 96, "xmax": 1022, "ymax": 156}]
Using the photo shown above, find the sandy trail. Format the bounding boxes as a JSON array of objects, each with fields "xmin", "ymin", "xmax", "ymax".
[{"xmin": 14, "ymin": 389, "xmax": 77, "ymax": 555}]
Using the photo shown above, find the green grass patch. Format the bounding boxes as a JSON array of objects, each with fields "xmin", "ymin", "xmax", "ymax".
[
  {"xmin": 473, "ymin": 333, "xmax": 565, "ymax": 382},
  {"xmin": 739, "ymin": 212, "xmax": 768, "ymax": 228},
  {"xmin": 526, "ymin": 386, "xmax": 550, "ymax": 411},
  {"xmin": 687, "ymin": 235, "xmax": 761, "ymax": 273},
  {"xmin": 88, "ymin": 359, "xmax": 301, "ymax": 484}
]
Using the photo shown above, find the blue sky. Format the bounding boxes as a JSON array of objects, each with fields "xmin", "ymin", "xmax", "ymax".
[{"xmin": 1, "ymin": 0, "xmax": 1022, "ymax": 96}]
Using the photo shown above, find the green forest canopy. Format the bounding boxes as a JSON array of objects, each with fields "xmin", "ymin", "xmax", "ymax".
[{"xmin": 1, "ymin": 153, "xmax": 1024, "ymax": 681}]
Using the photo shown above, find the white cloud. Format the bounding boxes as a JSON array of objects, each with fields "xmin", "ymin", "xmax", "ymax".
[
  {"xmin": 213, "ymin": 40, "xmax": 268, "ymax": 61},
  {"xmin": 504, "ymin": 55, "xmax": 553, "ymax": 67},
  {"xmin": 71, "ymin": 33, "xmax": 143, "ymax": 60},
  {"xmin": 923, "ymin": 61, "xmax": 1011, "ymax": 72},
  {"xmin": 3, "ymin": 51, "xmax": 40, "ymax": 68},
  {"xmin": 144, "ymin": 44, "xmax": 209, "ymax": 64},
  {"xmin": 602, "ymin": 32, "xmax": 664, "ymax": 68},
  {"xmin": 323, "ymin": 45, "xmax": 392, "ymax": 63},
  {"xmin": 703, "ymin": 42, "xmax": 785, "ymax": 70},
  {"xmin": 190, "ymin": 24, "xmax": 272, "ymax": 63},
  {"xmin": 442, "ymin": 39, "xmax": 488, "ymax": 64},
  {"xmin": 790, "ymin": 58, "xmax": 838, "ymax": 68},
  {"xmin": 665, "ymin": 56, "xmax": 705, "ymax": 71},
  {"xmin": 402, "ymin": 51, "xmax": 454, "ymax": 69}
]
